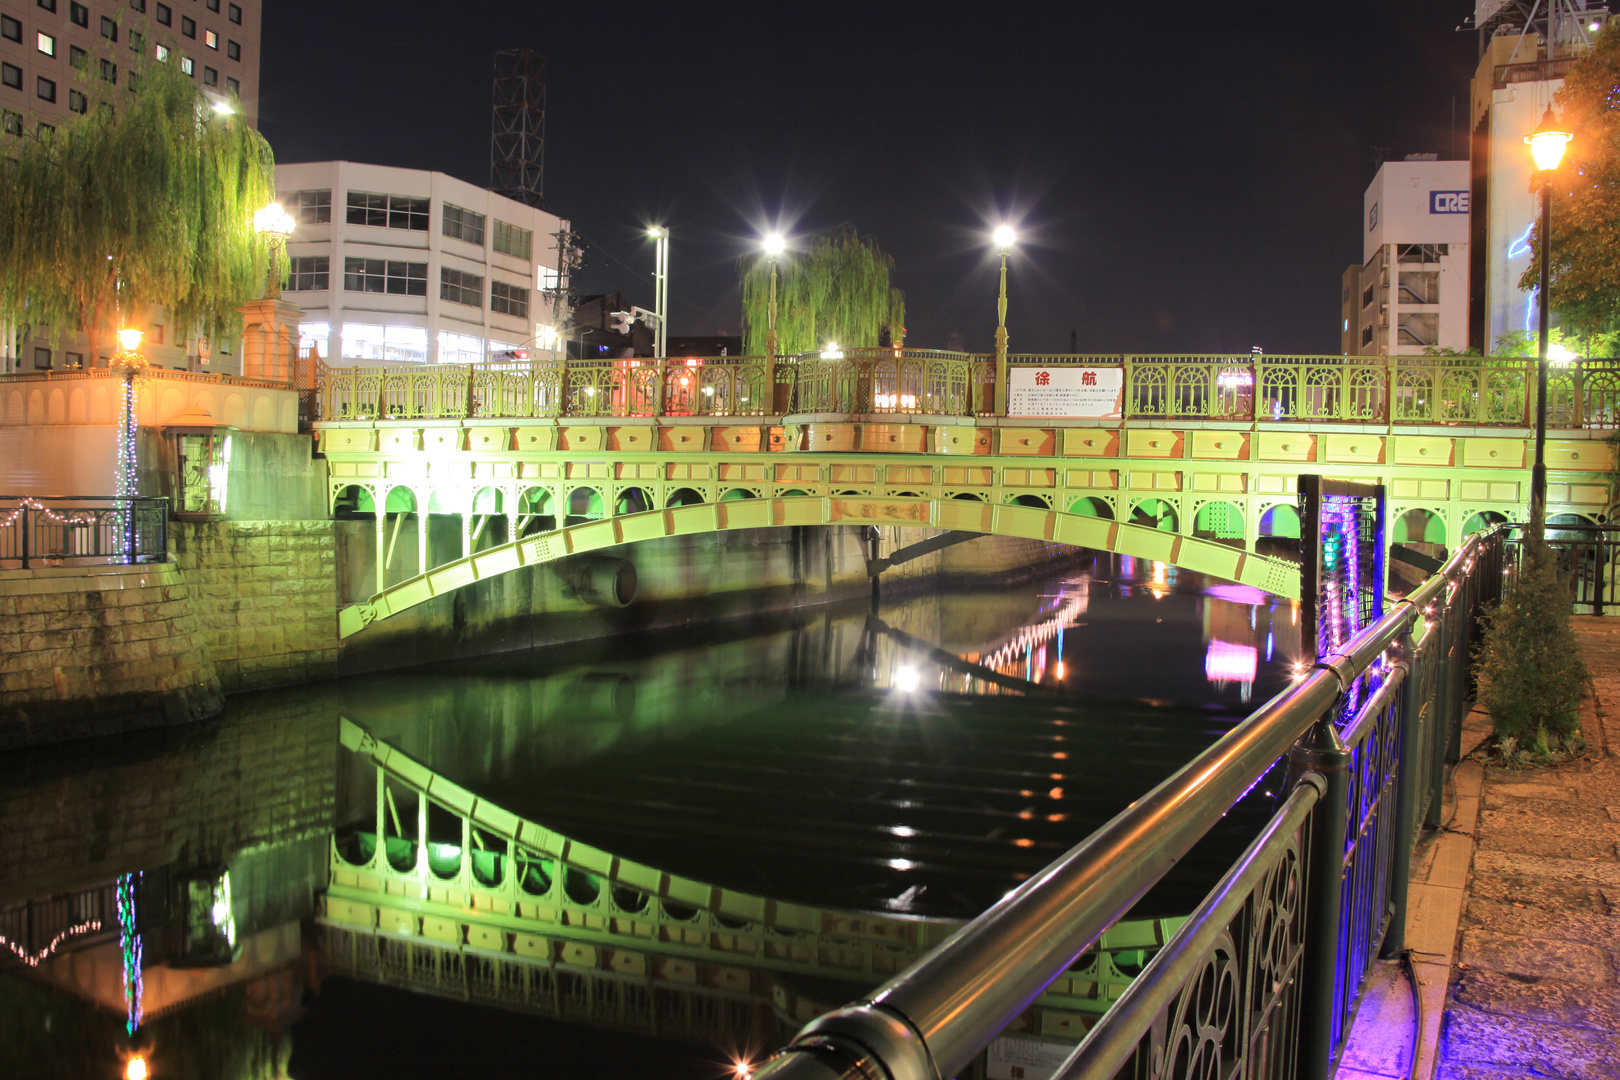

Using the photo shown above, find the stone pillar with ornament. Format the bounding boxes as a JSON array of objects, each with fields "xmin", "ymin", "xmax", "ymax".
[{"xmin": 238, "ymin": 298, "xmax": 301, "ymax": 383}]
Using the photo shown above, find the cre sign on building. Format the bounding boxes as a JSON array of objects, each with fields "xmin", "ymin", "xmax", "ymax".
[{"xmin": 1008, "ymin": 367, "xmax": 1124, "ymax": 418}]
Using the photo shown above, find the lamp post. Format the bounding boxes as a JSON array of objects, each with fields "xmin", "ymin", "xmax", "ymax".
[
  {"xmin": 647, "ymin": 226, "xmax": 668, "ymax": 359},
  {"xmin": 1525, "ymin": 108, "xmax": 1571, "ymax": 522},
  {"xmin": 108, "ymin": 327, "xmax": 146, "ymax": 562},
  {"xmin": 253, "ymin": 201, "xmax": 297, "ymax": 300},
  {"xmin": 764, "ymin": 231, "xmax": 785, "ymax": 411},
  {"xmin": 992, "ymin": 224, "xmax": 1016, "ymax": 415}
]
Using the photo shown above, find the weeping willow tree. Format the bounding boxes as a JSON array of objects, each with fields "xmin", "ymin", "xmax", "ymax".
[
  {"xmin": 0, "ymin": 49, "xmax": 274, "ymax": 360},
  {"xmin": 740, "ymin": 226, "xmax": 905, "ymax": 355}
]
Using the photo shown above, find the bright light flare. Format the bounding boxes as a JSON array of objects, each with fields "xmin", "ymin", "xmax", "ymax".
[
  {"xmin": 896, "ymin": 666, "xmax": 919, "ymax": 693},
  {"xmin": 1525, "ymin": 110, "xmax": 1572, "ymax": 172},
  {"xmin": 762, "ymin": 232, "xmax": 785, "ymax": 256},
  {"xmin": 125, "ymin": 1056, "xmax": 149, "ymax": 1080},
  {"xmin": 117, "ymin": 328, "xmax": 143, "ymax": 353},
  {"xmin": 822, "ymin": 341, "xmax": 844, "ymax": 359},
  {"xmin": 733, "ymin": 1060, "xmax": 753, "ymax": 1079},
  {"xmin": 1549, "ymin": 343, "xmax": 1577, "ymax": 364},
  {"xmin": 210, "ymin": 100, "xmax": 234, "ymax": 115},
  {"xmin": 253, "ymin": 201, "xmax": 296, "ymax": 239},
  {"xmin": 993, "ymin": 223, "xmax": 1017, "ymax": 249},
  {"xmin": 647, "ymin": 225, "xmax": 667, "ymax": 239}
]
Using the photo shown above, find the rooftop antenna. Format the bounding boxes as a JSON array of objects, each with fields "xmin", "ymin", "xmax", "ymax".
[{"xmin": 491, "ymin": 49, "xmax": 546, "ymax": 209}]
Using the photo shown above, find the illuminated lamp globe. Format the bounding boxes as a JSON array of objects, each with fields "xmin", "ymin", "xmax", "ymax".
[
  {"xmin": 993, "ymin": 224, "xmax": 1017, "ymax": 249},
  {"xmin": 1549, "ymin": 342, "xmax": 1577, "ymax": 364},
  {"xmin": 117, "ymin": 328, "xmax": 143, "ymax": 354},
  {"xmin": 647, "ymin": 225, "xmax": 666, "ymax": 239},
  {"xmin": 1525, "ymin": 109, "xmax": 1572, "ymax": 173},
  {"xmin": 253, "ymin": 202, "xmax": 296, "ymax": 240},
  {"xmin": 125, "ymin": 1056, "xmax": 149, "ymax": 1080},
  {"xmin": 763, "ymin": 232, "xmax": 785, "ymax": 256}
]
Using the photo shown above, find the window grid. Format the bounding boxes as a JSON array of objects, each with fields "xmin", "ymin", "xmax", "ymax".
[
  {"xmin": 492, "ymin": 220, "xmax": 532, "ymax": 260},
  {"xmin": 2, "ymin": 64, "xmax": 21, "ymax": 91},
  {"xmin": 287, "ymin": 190, "xmax": 331, "ymax": 224},
  {"xmin": 0, "ymin": 15, "xmax": 18, "ymax": 41},
  {"xmin": 156, "ymin": 3, "xmax": 170, "ymax": 25},
  {"xmin": 68, "ymin": 89, "xmax": 86, "ymax": 113},
  {"xmin": 228, "ymin": 3, "xmax": 241, "ymax": 24},
  {"xmin": 442, "ymin": 203, "xmax": 486, "ymax": 246},
  {"xmin": 490, "ymin": 280, "xmax": 530, "ymax": 319},
  {"xmin": 203, "ymin": 66, "xmax": 216, "ymax": 85},
  {"xmin": 286, "ymin": 255, "xmax": 329, "ymax": 291},
  {"xmin": 204, "ymin": 29, "xmax": 217, "ymax": 49},
  {"xmin": 69, "ymin": 3, "xmax": 87, "ymax": 28},
  {"xmin": 181, "ymin": 15, "xmax": 194, "ymax": 37},
  {"xmin": 36, "ymin": 76, "xmax": 55, "ymax": 101},
  {"xmin": 346, "ymin": 191, "xmax": 429, "ymax": 231},
  {"xmin": 100, "ymin": 15, "xmax": 117, "ymax": 41},
  {"xmin": 227, "ymin": 39, "xmax": 239, "ymax": 60},
  {"xmin": 343, "ymin": 257, "xmax": 427, "ymax": 296},
  {"xmin": 440, "ymin": 267, "xmax": 483, "ymax": 307}
]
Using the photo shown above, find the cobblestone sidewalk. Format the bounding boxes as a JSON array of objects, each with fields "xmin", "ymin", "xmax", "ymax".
[{"xmin": 1436, "ymin": 616, "xmax": 1620, "ymax": 1080}]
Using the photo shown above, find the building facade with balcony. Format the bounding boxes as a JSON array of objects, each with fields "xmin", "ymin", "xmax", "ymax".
[
  {"xmin": 1352, "ymin": 158, "xmax": 1471, "ymax": 356},
  {"xmin": 273, "ymin": 161, "xmax": 569, "ymax": 368}
]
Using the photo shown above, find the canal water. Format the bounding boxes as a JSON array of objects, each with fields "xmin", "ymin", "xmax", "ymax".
[{"xmin": 1, "ymin": 550, "xmax": 1303, "ymax": 1080}]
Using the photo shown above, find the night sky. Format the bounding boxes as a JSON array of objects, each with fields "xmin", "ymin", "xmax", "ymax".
[{"xmin": 258, "ymin": 1, "xmax": 1480, "ymax": 356}]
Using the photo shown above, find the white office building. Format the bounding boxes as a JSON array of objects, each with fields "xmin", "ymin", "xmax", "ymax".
[
  {"xmin": 274, "ymin": 161, "xmax": 569, "ymax": 367},
  {"xmin": 1352, "ymin": 158, "xmax": 1472, "ymax": 356}
]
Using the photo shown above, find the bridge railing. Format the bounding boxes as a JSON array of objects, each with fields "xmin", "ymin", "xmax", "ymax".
[
  {"xmin": 309, "ymin": 353, "xmax": 1620, "ymax": 427},
  {"xmin": 753, "ymin": 529, "xmax": 1501, "ymax": 1080}
]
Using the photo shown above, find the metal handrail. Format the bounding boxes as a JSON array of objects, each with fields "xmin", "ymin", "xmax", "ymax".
[
  {"xmin": 0, "ymin": 495, "xmax": 170, "ymax": 568},
  {"xmin": 754, "ymin": 529, "xmax": 1496, "ymax": 1080}
]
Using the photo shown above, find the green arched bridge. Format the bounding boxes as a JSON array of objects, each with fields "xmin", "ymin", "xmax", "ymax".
[{"xmin": 310, "ymin": 350, "xmax": 1619, "ymax": 637}]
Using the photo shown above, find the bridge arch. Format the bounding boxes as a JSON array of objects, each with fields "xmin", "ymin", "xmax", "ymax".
[
  {"xmin": 666, "ymin": 487, "xmax": 704, "ymax": 507},
  {"xmin": 1193, "ymin": 500, "xmax": 1245, "ymax": 541},
  {"xmin": 1393, "ymin": 507, "xmax": 1446, "ymax": 546},
  {"xmin": 337, "ymin": 494, "xmax": 1301, "ymax": 638},
  {"xmin": 1007, "ymin": 493, "xmax": 1053, "ymax": 510},
  {"xmin": 1259, "ymin": 503, "xmax": 1300, "ymax": 540},
  {"xmin": 615, "ymin": 487, "xmax": 653, "ymax": 515},
  {"xmin": 1067, "ymin": 496, "xmax": 1115, "ymax": 519},
  {"xmin": 1130, "ymin": 497, "xmax": 1179, "ymax": 532}
]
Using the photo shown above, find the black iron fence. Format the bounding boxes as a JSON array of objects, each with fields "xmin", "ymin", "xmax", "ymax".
[
  {"xmin": 1506, "ymin": 521, "xmax": 1620, "ymax": 615},
  {"xmin": 0, "ymin": 496, "xmax": 169, "ymax": 569}
]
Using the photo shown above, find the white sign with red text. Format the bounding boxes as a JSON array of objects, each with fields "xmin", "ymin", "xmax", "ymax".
[{"xmin": 1008, "ymin": 366, "xmax": 1124, "ymax": 418}]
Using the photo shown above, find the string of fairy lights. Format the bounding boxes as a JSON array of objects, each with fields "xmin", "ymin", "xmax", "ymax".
[
  {"xmin": 116, "ymin": 871, "xmax": 143, "ymax": 1035},
  {"xmin": 0, "ymin": 919, "xmax": 102, "ymax": 966},
  {"xmin": 0, "ymin": 497, "xmax": 101, "ymax": 529}
]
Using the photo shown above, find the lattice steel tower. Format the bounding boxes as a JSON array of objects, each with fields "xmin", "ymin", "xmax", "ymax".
[{"xmin": 491, "ymin": 49, "xmax": 546, "ymax": 208}]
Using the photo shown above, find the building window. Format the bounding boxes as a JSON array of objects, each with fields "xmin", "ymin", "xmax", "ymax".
[
  {"xmin": 37, "ymin": 121, "xmax": 52, "ymax": 138},
  {"xmin": 341, "ymin": 323, "xmax": 427, "ymax": 364},
  {"xmin": 99, "ymin": 58, "xmax": 116, "ymax": 84},
  {"xmin": 180, "ymin": 56, "xmax": 193, "ymax": 76},
  {"xmin": 148, "ymin": 325, "xmax": 164, "ymax": 345},
  {"xmin": 100, "ymin": 16, "xmax": 117, "ymax": 42},
  {"xmin": 1, "ymin": 110, "xmax": 20, "ymax": 135},
  {"xmin": 181, "ymin": 15, "xmax": 194, "ymax": 37},
  {"xmin": 202, "ymin": 66, "xmax": 216, "ymax": 85},
  {"xmin": 1361, "ymin": 324, "xmax": 1374, "ymax": 347},
  {"xmin": 204, "ymin": 29, "xmax": 217, "ymax": 49},
  {"xmin": 286, "ymin": 255, "xmax": 329, "ymax": 291},
  {"xmin": 68, "ymin": 88, "xmax": 86, "ymax": 113},
  {"xmin": 490, "ymin": 280, "xmax": 529, "ymax": 319},
  {"xmin": 33, "ymin": 347, "xmax": 51, "ymax": 370},
  {"xmin": 285, "ymin": 189, "xmax": 330, "ymax": 224},
  {"xmin": 129, "ymin": 0, "xmax": 145, "ymax": 11},
  {"xmin": 0, "ymin": 15, "xmax": 18, "ymax": 41},
  {"xmin": 225, "ymin": 75, "xmax": 237, "ymax": 95},
  {"xmin": 492, "ymin": 220, "xmax": 532, "ymax": 260},
  {"xmin": 65, "ymin": 351, "xmax": 83, "ymax": 368},
  {"xmin": 69, "ymin": 44, "xmax": 85, "ymax": 66},
  {"xmin": 227, "ymin": 39, "xmax": 238, "ymax": 60},
  {"xmin": 69, "ymin": 1, "xmax": 87, "ymax": 25},
  {"xmin": 37, "ymin": 0, "xmax": 55, "ymax": 11},
  {"xmin": 37, "ymin": 32, "xmax": 54, "ymax": 56},
  {"xmin": 343, "ymin": 257, "xmax": 427, "ymax": 296},
  {"xmin": 206, "ymin": 0, "xmax": 219, "ymax": 10},
  {"xmin": 129, "ymin": 31, "xmax": 142, "ymax": 53},
  {"xmin": 440, "ymin": 267, "xmax": 483, "ymax": 307},
  {"xmin": 36, "ymin": 76, "xmax": 55, "ymax": 101},
  {"xmin": 346, "ymin": 191, "xmax": 429, "ymax": 231},
  {"xmin": 536, "ymin": 266, "xmax": 560, "ymax": 291},
  {"xmin": 438, "ymin": 330, "xmax": 483, "ymax": 364},
  {"xmin": 126, "ymin": 72, "xmax": 137, "ymax": 92},
  {"xmin": 156, "ymin": 2, "xmax": 170, "ymax": 25},
  {"xmin": 154, "ymin": 43, "xmax": 168, "ymax": 62},
  {"xmin": 442, "ymin": 203, "xmax": 486, "ymax": 245},
  {"xmin": 1399, "ymin": 271, "xmax": 1439, "ymax": 306},
  {"xmin": 2, "ymin": 64, "xmax": 20, "ymax": 91},
  {"xmin": 1396, "ymin": 243, "xmax": 1447, "ymax": 264},
  {"xmin": 228, "ymin": 4, "xmax": 241, "ymax": 24}
]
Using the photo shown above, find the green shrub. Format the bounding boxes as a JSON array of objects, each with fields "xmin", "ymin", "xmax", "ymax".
[{"xmin": 1476, "ymin": 507, "xmax": 1590, "ymax": 751}]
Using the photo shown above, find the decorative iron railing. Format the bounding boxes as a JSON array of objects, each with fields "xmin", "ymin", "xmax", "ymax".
[
  {"xmin": 1505, "ymin": 521, "xmax": 1620, "ymax": 615},
  {"xmin": 752, "ymin": 528, "xmax": 1503, "ymax": 1080},
  {"xmin": 0, "ymin": 496, "xmax": 168, "ymax": 569},
  {"xmin": 307, "ymin": 353, "xmax": 1620, "ymax": 427}
]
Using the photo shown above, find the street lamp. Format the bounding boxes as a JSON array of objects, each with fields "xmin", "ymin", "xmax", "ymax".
[
  {"xmin": 763, "ymin": 232, "xmax": 785, "ymax": 410},
  {"xmin": 1525, "ymin": 108, "xmax": 1571, "ymax": 520},
  {"xmin": 647, "ymin": 226, "xmax": 668, "ymax": 359},
  {"xmin": 992, "ymin": 224, "xmax": 1016, "ymax": 414},
  {"xmin": 108, "ymin": 327, "xmax": 147, "ymax": 561},
  {"xmin": 253, "ymin": 201, "xmax": 296, "ymax": 300}
]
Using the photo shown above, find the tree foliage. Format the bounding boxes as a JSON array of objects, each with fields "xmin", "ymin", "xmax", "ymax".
[
  {"xmin": 1521, "ymin": 25, "xmax": 1620, "ymax": 335},
  {"xmin": 1476, "ymin": 504, "xmax": 1590, "ymax": 753},
  {"xmin": 0, "ymin": 48, "xmax": 274, "ymax": 355},
  {"xmin": 740, "ymin": 226, "xmax": 905, "ymax": 355}
]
